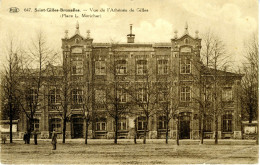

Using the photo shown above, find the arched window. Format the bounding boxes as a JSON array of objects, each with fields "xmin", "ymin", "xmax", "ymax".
[{"xmin": 184, "ymin": 38, "xmax": 189, "ymax": 44}]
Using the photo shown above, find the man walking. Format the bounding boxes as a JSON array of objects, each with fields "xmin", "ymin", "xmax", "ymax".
[{"xmin": 51, "ymin": 130, "xmax": 57, "ymax": 150}]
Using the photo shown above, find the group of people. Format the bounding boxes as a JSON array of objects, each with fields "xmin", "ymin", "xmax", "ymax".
[{"xmin": 23, "ymin": 130, "xmax": 57, "ymax": 150}]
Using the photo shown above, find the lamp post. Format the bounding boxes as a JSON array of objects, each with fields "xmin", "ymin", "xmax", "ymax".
[{"xmin": 85, "ymin": 111, "xmax": 89, "ymax": 144}]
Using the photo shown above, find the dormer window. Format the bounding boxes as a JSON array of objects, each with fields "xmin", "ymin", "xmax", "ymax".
[
  {"xmin": 75, "ymin": 38, "xmax": 80, "ymax": 44},
  {"xmin": 184, "ymin": 38, "xmax": 189, "ymax": 44}
]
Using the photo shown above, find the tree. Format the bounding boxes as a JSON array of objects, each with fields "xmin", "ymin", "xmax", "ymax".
[
  {"xmin": 201, "ymin": 31, "xmax": 230, "ymax": 144},
  {"xmin": 104, "ymin": 47, "xmax": 130, "ymax": 144},
  {"xmin": 1, "ymin": 36, "xmax": 22, "ymax": 143},
  {"xmin": 241, "ymin": 34, "xmax": 258, "ymax": 144},
  {"xmin": 17, "ymin": 31, "xmax": 57, "ymax": 143}
]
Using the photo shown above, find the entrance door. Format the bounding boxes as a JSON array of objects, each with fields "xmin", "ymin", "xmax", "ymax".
[
  {"xmin": 179, "ymin": 113, "xmax": 191, "ymax": 139},
  {"xmin": 73, "ymin": 118, "xmax": 83, "ymax": 138}
]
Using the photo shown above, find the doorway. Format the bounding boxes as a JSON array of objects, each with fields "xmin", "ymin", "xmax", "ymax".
[
  {"xmin": 72, "ymin": 118, "xmax": 83, "ymax": 138},
  {"xmin": 179, "ymin": 113, "xmax": 191, "ymax": 139}
]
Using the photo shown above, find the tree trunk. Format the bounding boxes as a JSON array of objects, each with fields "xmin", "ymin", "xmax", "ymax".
[
  {"xmin": 114, "ymin": 117, "xmax": 118, "ymax": 144},
  {"xmin": 143, "ymin": 117, "xmax": 148, "ymax": 144},
  {"xmin": 9, "ymin": 100, "xmax": 13, "ymax": 143},
  {"xmin": 214, "ymin": 116, "xmax": 218, "ymax": 144},
  {"xmin": 85, "ymin": 119, "xmax": 88, "ymax": 145},
  {"xmin": 200, "ymin": 115, "xmax": 204, "ymax": 145},
  {"xmin": 176, "ymin": 117, "xmax": 179, "ymax": 146},
  {"xmin": 62, "ymin": 118, "xmax": 66, "ymax": 143},
  {"xmin": 134, "ymin": 119, "xmax": 137, "ymax": 144},
  {"xmin": 166, "ymin": 120, "xmax": 169, "ymax": 144}
]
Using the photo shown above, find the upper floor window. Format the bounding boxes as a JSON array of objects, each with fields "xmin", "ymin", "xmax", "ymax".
[
  {"xmin": 180, "ymin": 86, "xmax": 191, "ymax": 102},
  {"xmin": 28, "ymin": 88, "xmax": 38, "ymax": 103},
  {"xmin": 116, "ymin": 60, "xmax": 127, "ymax": 75},
  {"xmin": 72, "ymin": 60, "xmax": 83, "ymax": 75},
  {"xmin": 117, "ymin": 89, "xmax": 127, "ymax": 103},
  {"xmin": 158, "ymin": 60, "xmax": 168, "ymax": 75},
  {"xmin": 180, "ymin": 58, "xmax": 191, "ymax": 74},
  {"xmin": 158, "ymin": 88, "xmax": 168, "ymax": 102},
  {"xmin": 95, "ymin": 60, "xmax": 106, "ymax": 75},
  {"xmin": 72, "ymin": 88, "xmax": 83, "ymax": 104},
  {"xmin": 95, "ymin": 89, "xmax": 106, "ymax": 103},
  {"xmin": 137, "ymin": 88, "xmax": 147, "ymax": 102},
  {"xmin": 223, "ymin": 111, "xmax": 232, "ymax": 132},
  {"xmin": 136, "ymin": 60, "xmax": 148, "ymax": 75},
  {"xmin": 222, "ymin": 88, "xmax": 233, "ymax": 101},
  {"xmin": 49, "ymin": 87, "xmax": 60, "ymax": 104}
]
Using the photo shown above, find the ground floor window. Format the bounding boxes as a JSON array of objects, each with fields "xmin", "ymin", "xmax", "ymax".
[
  {"xmin": 158, "ymin": 116, "xmax": 167, "ymax": 130},
  {"xmin": 50, "ymin": 118, "xmax": 62, "ymax": 132},
  {"xmin": 223, "ymin": 112, "xmax": 232, "ymax": 132},
  {"xmin": 204, "ymin": 117, "xmax": 212, "ymax": 132},
  {"xmin": 137, "ymin": 116, "xmax": 147, "ymax": 130},
  {"xmin": 96, "ymin": 118, "xmax": 106, "ymax": 131},
  {"xmin": 118, "ymin": 118, "xmax": 127, "ymax": 131},
  {"xmin": 31, "ymin": 119, "xmax": 39, "ymax": 132}
]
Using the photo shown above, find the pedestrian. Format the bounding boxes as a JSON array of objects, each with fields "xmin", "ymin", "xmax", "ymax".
[
  {"xmin": 34, "ymin": 131, "xmax": 37, "ymax": 145},
  {"xmin": 2, "ymin": 135, "xmax": 7, "ymax": 144},
  {"xmin": 23, "ymin": 132, "xmax": 27, "ymax": 144},
  {"xmin": 51, "ymin": 130, "xmax": 57, "ymax": 150}
]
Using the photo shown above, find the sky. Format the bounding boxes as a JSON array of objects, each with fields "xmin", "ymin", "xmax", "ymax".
[{"xmin": 0, "ymin": 0, "xmax": 258, "ymax": 70}]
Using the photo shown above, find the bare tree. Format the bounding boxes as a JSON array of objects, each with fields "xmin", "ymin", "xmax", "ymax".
[
  {"xmin": 17, "ymin": 31, "xmax": 57, "ymax": 143},
  {"xmin": 201, "ymin": 31, "xmax": 230, "ymax": 144},
  {"xmin": 1, "ymin": 36, "xmax": 22, "ymax": 143},
  {"xmin": 241, "ymin": 34, "xmax": 258, "ymax": 144}
]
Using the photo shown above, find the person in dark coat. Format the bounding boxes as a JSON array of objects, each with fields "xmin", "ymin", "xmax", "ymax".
[
  {"xmin": 23, "ymin": 132, "xmax": 27, "ymax": 144},
  {"xmin": 34, "ymin": 131, "xmax": 37, "ymax": 145},
  {"xmin": 51, "ymin": 130, "xmax": 57, "ymax": 150}
]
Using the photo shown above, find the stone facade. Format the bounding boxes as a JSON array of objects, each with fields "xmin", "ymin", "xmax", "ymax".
[{"xmin": 17, "ymin": 23, "xmax": 243, "ymax": 139}]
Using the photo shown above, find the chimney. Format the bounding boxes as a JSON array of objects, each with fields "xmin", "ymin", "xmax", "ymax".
[{"xmin": 127, "ymin": 24, "xmax": 135, "ymax": 43}]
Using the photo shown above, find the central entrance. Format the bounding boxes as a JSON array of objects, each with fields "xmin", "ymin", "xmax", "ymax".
[
  {"xmin": 179, "ymin": 112, "xmax": 191, "ymax": 139},
  {"xmin": 72, "ymin": 117, "xmax": 83, "ymax": 138}
]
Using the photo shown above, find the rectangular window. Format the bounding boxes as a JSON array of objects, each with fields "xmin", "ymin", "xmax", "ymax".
[
  {"xmin": 180, "ymin": 86, "xmax": 191, "ymax": 101},
  {"xmin": 95, "ymin": 89, "xmax": 106, "ymax": 103},
  {"xmin": 28, "ymin": 88, "xmax": 38, "ymax": 103},
  {"xmin": 158, "ymin": 60, "xmax": 168, "ymax": 75},
  {"xmin": 158, "ymin": 116, "xmax": 167, "ymax": 130},
  {"xmin": 136, "ymin": 60, "xmax": 148, "ymax": 75},
  {"xmin": 137, "ymin": 116, "xmax": 147, "ymax": 130},
  {"xmin": 96, "ymin": 122, "xmax": 106, "ymax": 131},
  {"xmin": 158, "ymin": 88, "xmax": 168, "ymax": 102},
  {"xmin": 180, "ymin": 58, "xmax": 191, "ymax": 74},
  {"xmin": 71, "ymin": 60, "xmax": 83, "ymax": 75},
  {"xmin": 95, "ymin": 61, "xmax": 106, "ymax": 75},
  {"xmin": 118, "ymin": 118, "xmax": 127, "ymax": 130},
  {"xmin": 31, "ymin": 119, "xmax": 39, "ymax": 132},
  {"xmin": 222, "ymin": 88, "xmax": 233, "ymax": 101},
  {"xmin": 223, "ymin": 112, "xmax": 232, "ymax": 132},
  {"xmin": 205, "ymin": 117, "xmax": 212, "ymax": 132},
  {"xmin": 116, "ymin": 60, "xmax": 127, "ymax": 75},
  {"xmin": 72, "ymin": 88, "xmax": 83, "ymax": 104},
  {"xmin": 117, "ymin": 89, "xmax": 127, "ymax": 103},
  {"xmin": 49, "ymin": 87, "xmax": 60, "ymax": 104},
  {"xmin": 137, "ymin": 88, "xmax": 147, "ymax": 102},
  {"xmin": 50, "ymin": 118, "xmax": 61, "ymax": 132}
]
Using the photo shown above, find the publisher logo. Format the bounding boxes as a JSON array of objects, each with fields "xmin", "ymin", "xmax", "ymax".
[{"xmin": 9, "ymin": 7, "xmax": 20, "ymax": 13}]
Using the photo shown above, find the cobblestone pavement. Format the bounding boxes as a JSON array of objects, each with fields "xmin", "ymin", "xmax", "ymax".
[{"xmin": 1, "ymin": 139, "xmax": 258, "ymax": 164}]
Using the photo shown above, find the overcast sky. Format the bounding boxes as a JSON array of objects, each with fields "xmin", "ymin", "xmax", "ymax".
[{"xmin": 0, "ymin": 0, "xmax": 258, "ymax": 70}]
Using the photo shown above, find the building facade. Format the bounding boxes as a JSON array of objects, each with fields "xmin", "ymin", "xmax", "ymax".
[{"xmin": 17, "ymin": 23, "xmax": 243, "ymax": 139}]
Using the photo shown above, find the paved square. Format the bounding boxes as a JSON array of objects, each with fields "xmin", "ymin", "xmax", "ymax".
[{"xmin": 1, "ymin": 140, "xmax": 258, "ymax": 164}]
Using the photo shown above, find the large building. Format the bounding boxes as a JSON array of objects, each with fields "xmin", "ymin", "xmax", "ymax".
[{"xmin": 17, "ymin": 23, "xmax": 243, "ymax": 139}]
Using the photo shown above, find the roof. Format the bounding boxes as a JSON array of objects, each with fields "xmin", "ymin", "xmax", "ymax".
[{"xmin": 201, "ymin": 66, "xmax": 243, "ymax": 77}]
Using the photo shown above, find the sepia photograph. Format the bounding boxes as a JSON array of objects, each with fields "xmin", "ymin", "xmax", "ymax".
[{"xmin": 0, "ymin": 0, "xmax": 258, "ymax": 164}]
